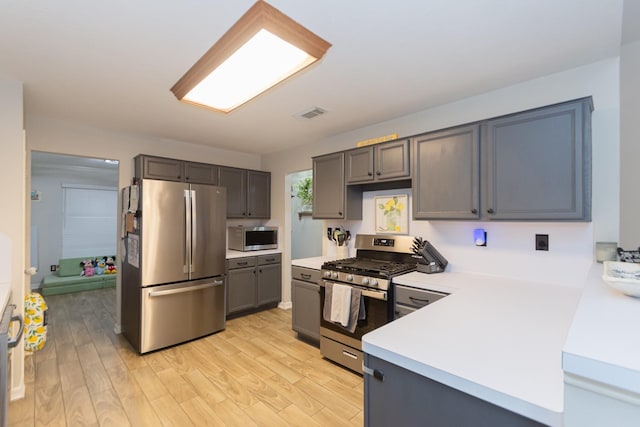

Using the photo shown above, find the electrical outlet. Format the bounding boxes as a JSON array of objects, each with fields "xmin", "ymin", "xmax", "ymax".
[
  {"xmin": 50, "ymin": 264, "xmax": 57, "ymax": 272},
  {"xmin": 535, "ymin": 234, "xmax": 549, "ymax": 251}
]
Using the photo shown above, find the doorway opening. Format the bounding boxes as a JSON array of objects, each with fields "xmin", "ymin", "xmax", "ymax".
[
  {"xmin": 30, "ymin": 151, "xmax": 119, "ymax": 292},
  {"xmin": 289, "ymin": 170, "xmax": 322, "ymax": 259}
]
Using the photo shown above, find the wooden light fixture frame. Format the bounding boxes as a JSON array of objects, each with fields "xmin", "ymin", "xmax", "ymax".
[{"xmin": 170, "ymin": 0, "xmax": 332, "ymax": 113}]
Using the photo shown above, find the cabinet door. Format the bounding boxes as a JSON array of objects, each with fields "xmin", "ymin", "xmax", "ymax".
[
  {"xmin": 364, "ymin": 354, "xmax": 544, "ymax": 427},
  {"xmin": 257, "ymin": 262, "xmax": 281, "ymax": 306},
  {"xmin": 137, "ymin": 155, "xmax": 183, "ymax": 181},
  {"xmin": 219, "ymin": 167, "xmax": 247, "ymax": 218},
  {"xmin": 375, "ymin": 139, "xmax": 411, "ymax": 181},
  {"xmin": 184, "ymin": 162, "xmax": 218, "ymax": 185},
  {"xmin": 247, "ymin": 170, "xmax": 271, "ymax": 218},
  {"xmin": 345, "ymin": 146, "xmax": 374, "ymax": 183},
  {"xmin": 413, "ymin": 125, "xmax": 480, "ymax": 219},
  {"xmin": 227, "ymin": 266, "xmax": 256, "ymax": 314},
  {"xmin": 312, "ymin": 152, "xmax": 346, "ymax": 219},
  {"xmin": 292, "ymin": 279, "xmax": 320, "ymax": 341},
  {"xmin": 484, "ymin": 99, "xmax": 591, "ymax": 220}
]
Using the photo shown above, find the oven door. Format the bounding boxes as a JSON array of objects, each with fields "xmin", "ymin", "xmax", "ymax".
[{"xmin": 319, "ymin": 280, "xmax": 391, "ymax": 346}]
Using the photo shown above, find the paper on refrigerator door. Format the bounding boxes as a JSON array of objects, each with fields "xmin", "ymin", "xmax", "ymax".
[{"xmin": 127, "ymin": 234, "xmax": 139, "ymax": 268}]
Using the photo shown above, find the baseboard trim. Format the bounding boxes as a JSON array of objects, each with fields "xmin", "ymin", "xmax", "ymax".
[{"xmin": 278, "ymin": 301, "xmax": 292, "ymax": 310}]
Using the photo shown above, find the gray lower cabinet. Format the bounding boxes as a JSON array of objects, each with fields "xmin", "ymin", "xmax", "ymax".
[
  {"xmin": 227, "ymin": 254, "xmax": 281, "ymax": 316},
  {"xmin": 291, "ymin": 266, "xmax": 321, "ymax": 342},
  {"xmin": 346, "ymin": 139, "xmax": 411, "ymax": 184},
  {"xmin": 257, "ymin": 254, "xmax": 281, "ymax": 306},
  {"xmin": 219, "ymin": 167, "xmax": 271, "ymax": 219},
  {"xmin": 312, "ymin": 152, "xmax": 362, "ymax": 219},
  {"xmin": 484, "ymin": 98, "xmax": 592, "ymax": 220},
  {"xmin": 413, "ymin": 125, "xmax": 480, "ymax": 219},
  {"xmin": 363, "ymin": 354, "xmax": 544, "ymax": 427}
]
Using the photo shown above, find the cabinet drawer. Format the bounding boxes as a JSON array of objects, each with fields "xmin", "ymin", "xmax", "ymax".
[
  {"xmin": 227, "ymin": 257, "xmax": 257, "ymax": 269},
  {"xmin": 258, "ymin": 253, "xmax": 281, "ymax": 265},
  {"xmin": 291, "ymin": 266, "xmax": 321, "ymax": 283},
  {"xmin": 320, "ymin": 336, "xmax": 363, "ymax": 373},
  {"xmin": 395, "ymin": 285, "xmax": 448, "ymax": 309}
]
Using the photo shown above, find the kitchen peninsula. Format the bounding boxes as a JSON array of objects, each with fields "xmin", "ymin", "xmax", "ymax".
[{"xmin": 362, "ymin": 270, "xmax": 582, "ymax": 426}]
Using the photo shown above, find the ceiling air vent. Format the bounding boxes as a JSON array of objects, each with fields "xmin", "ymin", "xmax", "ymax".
[{"xmin": 295, "ymin": 107, "xmax": 327, "ymax": 120}]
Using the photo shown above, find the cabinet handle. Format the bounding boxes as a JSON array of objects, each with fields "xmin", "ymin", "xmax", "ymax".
[
  {"xmin": 265, "ymin": 258, "xmax": 275, "ymax": 262},
  {"xmin": 237, "ymin": 261, "xmax": 248, "ymax": 266},
  {"xmin": 409, "ymin": 296, "xmax": 430, "ymax": 305},
  {"xmin": 363, "ymin": 365, "xmax": 384, "ymax": 382},
  {"xmin": 338, "ymin": 211, "xmax": 343, "ymax": 216},
  {"xmin": 368, "ymin": 172, "xmax": 373, "ymax": 176},
  {"xmin": 376, "ymin": 171, "xmax": 381, "ymax": 176},
  {"xmin": 301, "ymin": 273, "xmax": 312, "ymax": 279},
  {"xmin": 177, "ymin": 175, "xmax": 181, "ymax": 179},
  {"xmin": 471, "ymin": 208, "xmax": 478, "ymax": 214},
  {"xmin": 487, "ymin": 208, "xmax": 495, "ymax": 214}
]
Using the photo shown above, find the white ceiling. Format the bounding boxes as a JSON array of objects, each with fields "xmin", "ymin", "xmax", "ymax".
[{"xmin": 0, "ymin": 1, "xmax": 632, "ymax": 155}]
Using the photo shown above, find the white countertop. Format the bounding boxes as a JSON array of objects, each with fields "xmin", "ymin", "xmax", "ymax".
[
  {"xmin": 363, "ymin": 271, "xmax": 582, "ymax": 427},
  {"xmin": 291, "ymin": 256, "xmax": 337, "ymax": 271},
  {"xmin": 563, "ymin": 264, "xmax": 640, "ymax": 394},
  {"xmin": 226, "ymin": 249, "xmax": 281, "ymax": 259}
]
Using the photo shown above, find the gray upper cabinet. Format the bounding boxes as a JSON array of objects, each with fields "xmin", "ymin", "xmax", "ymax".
[
  {"xmin": 312, "ymin": 152, "xmax": 363, "ymax": 220},
  {"xmin": 136, "ymin": 155, "xmax": 183, "ymax": 182},
  {"xmin": 247, "ymin": 170, "xmax": 271, "ymax": 219},
  {"xmin": 219, "ymin": 167, "xmax": 247, "ymax": 218},
  {"xmin": 484, "ymin": 98, "xmax": 592, "ymax": 221},
  {"xmin": 346, "ymin": 139, "xmax": 411, "ymax": 184},
  {"xmin": 184, "ymin": 161, "xmax": 218, "ymax": 185},
  {"xmin": 219, "ymin": 167, "xmax": 271, "ymax": 219},
  {"xmin": 413, "ymin": 125, "xmax": 480, "ymax": 220}
]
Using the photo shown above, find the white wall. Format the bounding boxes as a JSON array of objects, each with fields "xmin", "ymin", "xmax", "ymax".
[
  {"xmin": 620, "ymin": 40, "xmax": 640, "ymax": 248},
  {"xmin": 263, "ymin": 59, "xmax": 620, "ymax": 298},
  {"xmin": 0, "ymin": 77, "xmax": 26, "ymax": 399}
]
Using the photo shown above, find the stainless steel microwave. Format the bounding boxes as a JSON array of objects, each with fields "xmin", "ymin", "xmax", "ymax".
[{"xmin": 228, "ymin": 226, "xmax": 278, "ymax": 251}]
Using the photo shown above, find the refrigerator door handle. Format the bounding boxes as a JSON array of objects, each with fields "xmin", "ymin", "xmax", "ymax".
[
  {"xmin": 147, "ymin": 281, "xmax": 222, "ymax": 297},
  {"xmin": 190, "ymin": 189, "xmax": 196, "ymax": 274},
  {"xmin": 184, "ymin": 189, "xmax": 191, "ymax": 274}
]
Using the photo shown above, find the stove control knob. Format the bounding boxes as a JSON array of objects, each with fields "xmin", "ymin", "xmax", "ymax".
[
  {"xmin": 331, "ymin": 272, "xmax": 339, "ymax": 279},
  {"xmin": 362, "ymin": 278, "xmax": 369, "ymax": 286},
  {"xmin": 323, "ymin": 271, "xmax": 331, "ymax": 278},
  {"xmin": 370, "ymin": 279, "xmax": 379, "ymax": 287},
  {"xmin": 346, "ymin": 274, "xmax": 354, "ymax": 282}
]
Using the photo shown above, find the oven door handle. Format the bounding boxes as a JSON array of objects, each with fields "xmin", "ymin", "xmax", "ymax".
[{"xmin": 321, "ymin": 281, "xmax": 387, "ymax": 301}]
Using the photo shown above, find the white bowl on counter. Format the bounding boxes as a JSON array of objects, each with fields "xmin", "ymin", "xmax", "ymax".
[{"xmin": 603, "ymin": 261, "xmax": 640, "ymax": 297}]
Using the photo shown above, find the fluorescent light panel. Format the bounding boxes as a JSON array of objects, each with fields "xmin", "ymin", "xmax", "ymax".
[{"xmin": 171, "ymin": 1, "xmax": 331, "ymax": 113}]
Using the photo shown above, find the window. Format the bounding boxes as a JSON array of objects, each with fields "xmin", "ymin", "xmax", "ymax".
[{"xmin": 62, "ymin": 185, "xmax": 117, "ymax": 258}]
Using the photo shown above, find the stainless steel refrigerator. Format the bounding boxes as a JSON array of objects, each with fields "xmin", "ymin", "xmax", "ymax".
[{"xmin": 121, "ymin": 179, "xmax": 227, "ymax": 353}]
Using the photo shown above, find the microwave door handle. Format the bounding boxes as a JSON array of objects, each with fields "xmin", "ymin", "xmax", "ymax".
[
  {"xmin": 190, "ymin": 189, "xmax": 196, "ymax": 273},
  {"xmin": 184, "ymin": 189, "xmax": 190, "ymax": 274}
]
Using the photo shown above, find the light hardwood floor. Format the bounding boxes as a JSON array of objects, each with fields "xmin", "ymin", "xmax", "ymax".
[{"xmin": 8, "ymin": 288, "xmax": 363, "ymax": 426}]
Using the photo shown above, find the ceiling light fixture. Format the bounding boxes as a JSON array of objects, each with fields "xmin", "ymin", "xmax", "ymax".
[{"xmin": 171, "ymin": 0, "xmax": 331, "ymax": 113}]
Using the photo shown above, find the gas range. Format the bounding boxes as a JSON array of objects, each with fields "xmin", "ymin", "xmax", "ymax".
[
  {"xmin": 319, "ymin": 234, "xmax": 419, "ymax": 372},
  {"xmin": 321, "ymin": 257, "xmax": 417, "ymax": 291}
]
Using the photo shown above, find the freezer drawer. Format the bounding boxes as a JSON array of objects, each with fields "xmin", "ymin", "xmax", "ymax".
[{"xmin": 140, "ymin": 277, "xmax": 225, "ymax": 353}]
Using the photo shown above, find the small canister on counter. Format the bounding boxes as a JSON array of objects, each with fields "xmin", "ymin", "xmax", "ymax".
[{"xmin": 595, "ymin": 242, "xmax": 618, "ymax": 263}]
